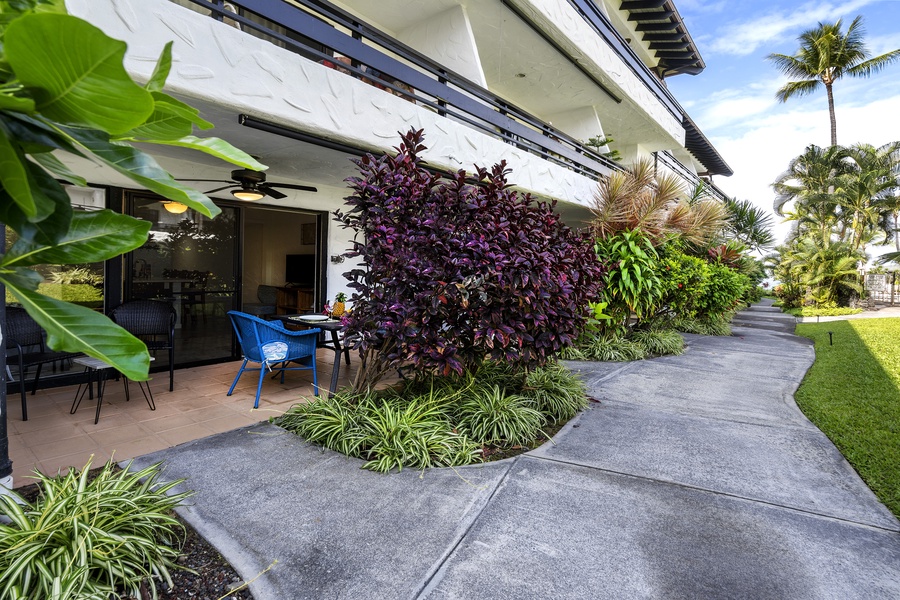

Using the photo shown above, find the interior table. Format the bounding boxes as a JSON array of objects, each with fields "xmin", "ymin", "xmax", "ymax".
[
  {"xmin": 70, "ymin": 356, "xmax": 156, "ymax": 424},
  {"xmin": 273, "ymin": 315, "xmax": 351, "ymax": 397}
]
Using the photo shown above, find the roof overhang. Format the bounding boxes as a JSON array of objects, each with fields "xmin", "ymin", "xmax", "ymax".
[
  {"xmin": 683, "ymin": 114, "xmax": 733, "ymax": 176},
  {"xmin": 619, "ymin": 0, "xmax": 705, "ymax": 77}
]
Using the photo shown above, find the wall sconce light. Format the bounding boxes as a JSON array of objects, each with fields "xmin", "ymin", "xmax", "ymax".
[
  {"xmin": 232, "ymin": 187, "xmax": 265, "ymax": 201},
  {"xmin": 163, "ymin": 201, "xmax": 189, "ymax": 214}
]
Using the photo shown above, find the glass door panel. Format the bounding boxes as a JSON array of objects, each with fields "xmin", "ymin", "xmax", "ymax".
[{"xmin": 129, "ymin": 195, "xmax": 238, "ymax": 366}]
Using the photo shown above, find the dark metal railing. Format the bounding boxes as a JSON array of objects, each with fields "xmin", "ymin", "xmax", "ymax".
[
  {"xmin": 174, "ymin": 0, "xmax": 622, "ymax": 180},
  {"xmin": 655, "ymin": 151, "xmax": 728, "ymax": 203}
]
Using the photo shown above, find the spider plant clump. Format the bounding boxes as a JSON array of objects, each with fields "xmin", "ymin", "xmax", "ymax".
[
  {"xmin": 455, "ymin": 385, "xmax": 546, "ymax": 447},
  {"xmin": 520, "ymin": 362, "xmax": 588, "ymax": 422},
  {"xmin": 276, "ymin": 391, "xmax": 369, "ymax": 457},
  {"xmin": 277, "ymin": 388, "xmax": 481, "ymax": 474},
  {"xmin": 629, "ymin": 328, "xmax": 685, "ymax": 357},
  {"xmin": 673, "ymin": 314, "xmax": 733, "ymax": 336},
  {"xmin": 359, "ymin": 394, "xmax": 481, "ymax": 473},
  {"xmin": 0, "ymin": 458, "xmax": 190, "ymax": 600},
  {"xmin": 581, "ymin": 332, "xmax": 647, "ymax": 362}
]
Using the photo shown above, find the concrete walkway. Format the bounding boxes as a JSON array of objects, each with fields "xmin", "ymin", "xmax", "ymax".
[{"xmin": 131, "ymin": 300, "xmax": 900, "ymax": 599}]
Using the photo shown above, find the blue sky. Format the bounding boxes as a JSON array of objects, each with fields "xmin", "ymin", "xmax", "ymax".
[{"xmin": 666, "ymin": 0, "xmax": 900, "ymax": 246}]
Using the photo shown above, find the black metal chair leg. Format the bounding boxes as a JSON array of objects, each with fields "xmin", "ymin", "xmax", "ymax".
[{"xmin": 17, "ymin": 357, "xmax": 27, "ymax": 421}]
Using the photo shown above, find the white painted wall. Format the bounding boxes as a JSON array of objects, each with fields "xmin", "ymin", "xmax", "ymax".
[
  {"xmin": 67, "ymin": 0, "xmax": 599, "ymax": 210},
  {"xmin": 397, "ymin": 5, "xmax": 487, "ymax": 87},
  {"xmin": 545, "ymin": 106, "xmax": 606, "ymax": 144},
  {"xmin": 506, "ymin": 0, "xmax": 685, "ymax": 146}
]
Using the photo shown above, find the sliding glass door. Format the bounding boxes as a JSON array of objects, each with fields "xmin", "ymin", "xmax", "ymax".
[{"xmin": 127, "ymin": 194, "xmax": 239, "ymax": 366}]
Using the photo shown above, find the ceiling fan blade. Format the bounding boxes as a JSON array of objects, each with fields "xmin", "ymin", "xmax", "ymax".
[
  {"xmin": 204, "ymin": 184, "xmax": 238, "ymax": 194},
  {"xmin": 258, "ymin": 185, "xmax": 287, "ymax": 200},
  {"xmin": 270, "ymin": 183, "xmax": 318, "ymax": 193},
  {"xmin": 176, "ymin": 178, "xmax": 233, "ymax": 183}
]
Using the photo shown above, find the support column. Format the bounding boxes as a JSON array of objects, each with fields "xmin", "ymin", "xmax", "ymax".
[{"xmin": 0, "ymin": 226, "xmax": 12, "ymax": 493}]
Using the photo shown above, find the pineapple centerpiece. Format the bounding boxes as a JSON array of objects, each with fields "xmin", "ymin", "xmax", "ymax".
[{"xmin": 331, "ymin": 292, "xmax": 347, "ymax": 318}]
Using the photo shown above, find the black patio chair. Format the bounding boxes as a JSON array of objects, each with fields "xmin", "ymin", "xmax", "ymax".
[
  {"xmin": 243, "ymin": 284, "xmax": 279, "ymax": 318},
  {"xmin": 109, "ymin": 299, "xmax": 176, "ymax": 391},
  {"xmin": 5, "ymin": 307, "xmax": 79, "ymax": 421}
]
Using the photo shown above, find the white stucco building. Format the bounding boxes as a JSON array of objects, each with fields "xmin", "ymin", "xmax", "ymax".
[{"xmin": 62, "ymin": 0, "xmax": 731, "ymax": 369}]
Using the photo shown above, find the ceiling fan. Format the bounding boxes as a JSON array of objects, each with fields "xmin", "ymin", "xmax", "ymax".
[{"xmin": 181, "ymin": 169, "xmax": 318, "ymax": 201}]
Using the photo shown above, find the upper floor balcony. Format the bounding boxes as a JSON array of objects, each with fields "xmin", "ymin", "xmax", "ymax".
[{"xmin": 69, "ymin": 0, "xmax": 730, "ymax": 213}]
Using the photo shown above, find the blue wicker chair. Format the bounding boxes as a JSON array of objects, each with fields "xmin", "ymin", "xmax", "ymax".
[{"xmin": 227, "ymin": 311, "xmax": 320, "ymax": 408}]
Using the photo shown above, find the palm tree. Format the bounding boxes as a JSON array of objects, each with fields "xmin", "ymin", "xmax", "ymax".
[
  {"xmin": 767, "ymin": 16, "xmax": 900, "ymax": 146},
  {"xmin": 835, "ymin": 143, "xmax": 898, "ymax": 251},
  {"xmin": 773, "ymin": 144, "xmax": 849, "ymax": 242},
  {"xmin": 723, "ymin": 197, "xmax": 775, "ymax": 252}
]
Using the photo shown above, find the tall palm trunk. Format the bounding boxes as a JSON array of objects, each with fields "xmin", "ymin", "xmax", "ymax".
[{"xmin": 826, "ymin": 83, "xmax": 837, "ymax": 146}]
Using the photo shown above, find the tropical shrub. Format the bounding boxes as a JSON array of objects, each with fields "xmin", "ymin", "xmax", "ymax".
[
  {"xmin": 0, "ymin": 459, "xmax": 190, "ymax": 600},
  {"xmin": 699, "ymin": 262, "xmax": 751, "ymax": 316},
  {"xmin": 656, "ymin": 248, "xmax": 710, "ymax": 319},
  {"xmin": 335, "ymin": 129, "xmax": 605, "ymax": 389},
  {"xmin": 594, "ymin": 229, "xmax": 663, "ymax": 327}
]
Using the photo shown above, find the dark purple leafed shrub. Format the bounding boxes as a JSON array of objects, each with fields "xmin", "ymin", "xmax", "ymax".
[{"xmin": 335, "ymin": 129, "xmax": 605, "ymax": 388}]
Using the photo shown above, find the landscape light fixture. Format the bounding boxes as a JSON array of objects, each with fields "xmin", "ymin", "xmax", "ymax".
[
  {"xmin": 162, "ymin": 201, "xmax": 189, "ymax": 214},
  {"xmin": 231, "ymin": 187, "xmax": 265, "ymax": 201}
]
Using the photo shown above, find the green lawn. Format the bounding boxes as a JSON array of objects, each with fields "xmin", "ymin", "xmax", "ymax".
[{"xmin": 795, "ymin": 319, "xmax": 900, "ymax": 517}]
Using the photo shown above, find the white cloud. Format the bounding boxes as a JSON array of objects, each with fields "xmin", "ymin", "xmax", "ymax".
[
  {"xmin": 866, "ymin": 31, "xmax": 900, "ymax": 57},
  {"xmin": 708, "ymin": 0, "xmax": 878, "ymax": 56}
]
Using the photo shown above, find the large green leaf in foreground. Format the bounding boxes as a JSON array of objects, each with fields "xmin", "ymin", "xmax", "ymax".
[
  {"xmin": 4, "ymin": 279, "xmax": 149, "ymax": 381},
  {"xmin": 5, "ymin": 13, "xmax": 154, "ymax": 134},
  {"xmin": 3, "ymin": 210, "xmax": 150, "ymax": 267}
]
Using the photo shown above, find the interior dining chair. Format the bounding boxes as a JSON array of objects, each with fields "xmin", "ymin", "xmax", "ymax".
[
  {"xmin": 227, "ymin": 310, "xmax": 320, "ymax": 408},
  {"xmin": 5, "ymin": 307, "xmax": 80, "ymax": 421},
  {"xmin": 109, "ymin": 299, "xmax": 177, "ymax": 392}
]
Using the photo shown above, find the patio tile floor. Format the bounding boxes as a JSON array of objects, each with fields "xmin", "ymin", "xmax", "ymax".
[{"xmin": 7, "ymin": 348, "xmax": 354, "ymax": 488}]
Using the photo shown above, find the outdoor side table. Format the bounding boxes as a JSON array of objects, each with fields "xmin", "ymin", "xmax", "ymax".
[
  {"xmin": 70, "ymin": 356, "xmax": 156, "ymax": 424},
  {"xmin": 273, "ymin": 315, "xmax": 350, "ymax": 398}
]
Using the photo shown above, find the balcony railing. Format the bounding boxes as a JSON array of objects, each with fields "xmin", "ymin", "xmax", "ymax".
[
  {"xmin": 173, "ymin": 0, "xmax": 621, "ymax": 180},
  {"xmin": 654, "ymin": 151, "xmax": 729, "ymax": 203}
]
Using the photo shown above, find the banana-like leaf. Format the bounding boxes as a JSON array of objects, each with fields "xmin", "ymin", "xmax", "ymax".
[
  {"xmin": 23, "ymin": 162, "xmax": 74, "ymax": 242},
  {"xmin": 0, "ymin": 94, "xmax": 35, "ymax": 112},
  {"xmin": 29, "ymin": 152, "xmax": 87, "ymax": 187},
  {"xmin": 3, "ymin": 210, "xmax": 150, "ymax": 267},
  {"xmin": 0, "ymin": 121, "xmax": 34, "ymax": 215},
  {"xmin": 141, "ymin": 135, "xmax": 267, "ymax": 171},
  {"xmin": 3, "ymin": 275, "xmax": 150, "ymax": 381},
  {"xmin": 3, "ymin": 113, "xmax": 84, "ymax": 157},
  {"xmin": 145, "ymin": 41, "xmax": 173, "ymax": 93},
  {"xmin": 62, "ymin": 126, "xmax": 222, "ymax": 218},
  {"xmin": 5, "ymin": 13, "xmax": 153, "ymax": 134},
  {"xmin": 122, "ymin": 94, "xmax": 213, "ymax": 141}
]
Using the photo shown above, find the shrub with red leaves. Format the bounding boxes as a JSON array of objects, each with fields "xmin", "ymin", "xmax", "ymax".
[{"xmin": 334, "ymin": 129, "xmax": 605, "ymax": 386}]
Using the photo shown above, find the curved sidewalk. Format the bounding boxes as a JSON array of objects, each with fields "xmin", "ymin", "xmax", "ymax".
[{"xmin": 131, "ymin": 300, "xmax": 900, "ymax": 599}]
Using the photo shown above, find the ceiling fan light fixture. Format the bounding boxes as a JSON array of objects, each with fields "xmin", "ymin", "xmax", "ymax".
[
  {"xmin": 162, "ymin": 201, "xmax": 189, "ymax": 214},
  {"xmin": 232, "ymin": 188, "xmax": 265, "ymax": 201}
]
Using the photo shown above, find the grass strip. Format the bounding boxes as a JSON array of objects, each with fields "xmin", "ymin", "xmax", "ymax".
[{"xmin": 795, "ymin": 318, "xmax": 900, "ymax": 517}]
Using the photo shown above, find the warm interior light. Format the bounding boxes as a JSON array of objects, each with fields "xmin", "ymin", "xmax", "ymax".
[
  {"xmin": 232, "ymin": 188, "xmax": 265, "ymax": 201},
  {"xmin": 162, "ymin": 201, "xmax": 189, "ymax": 214}
]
